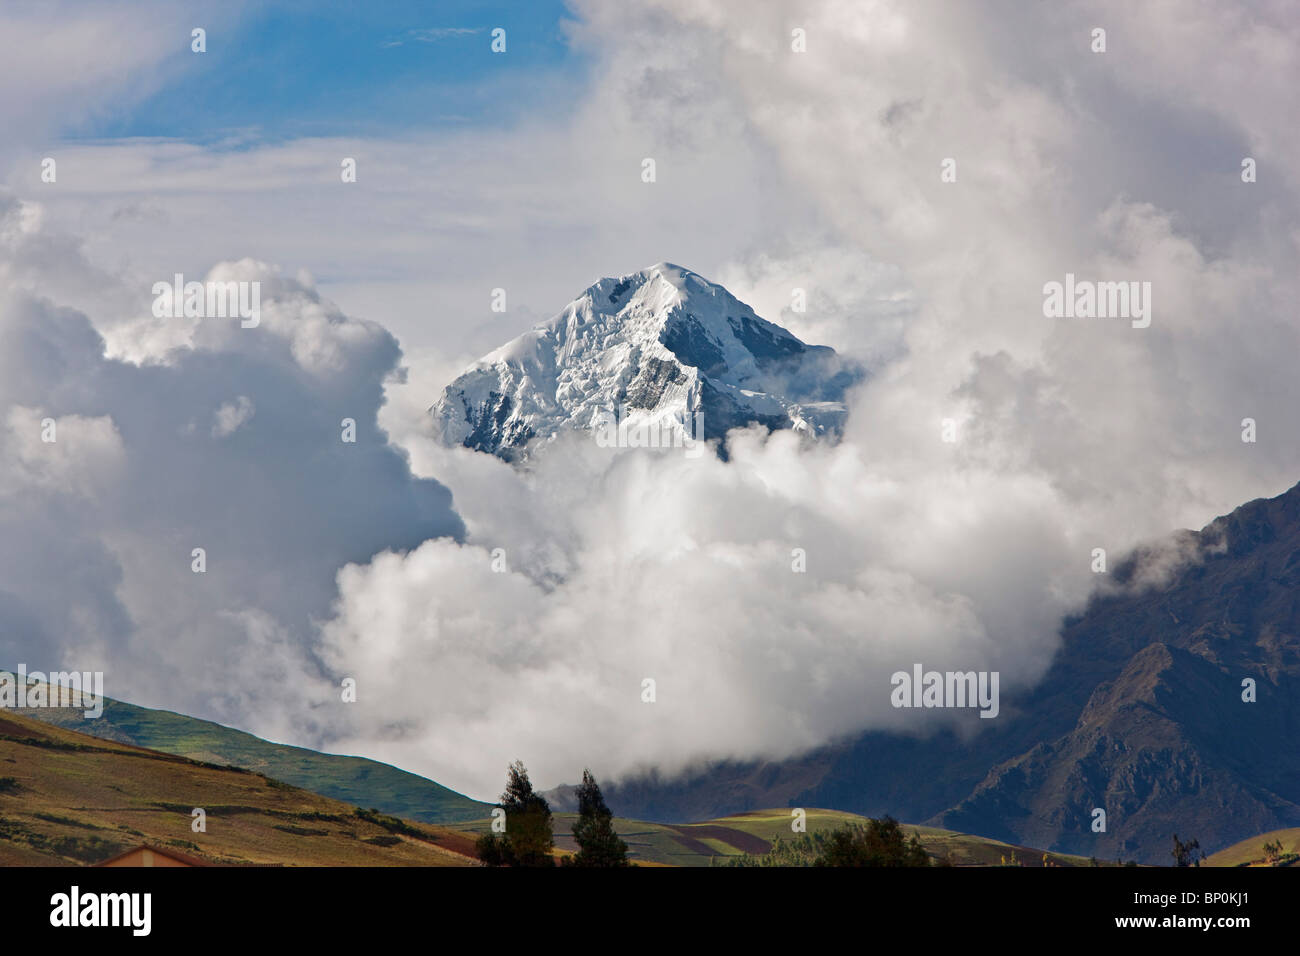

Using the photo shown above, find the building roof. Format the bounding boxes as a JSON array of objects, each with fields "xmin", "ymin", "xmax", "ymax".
[{"xmin": 94, "ymin": 844, "xmax": 212, "ymax": 867}]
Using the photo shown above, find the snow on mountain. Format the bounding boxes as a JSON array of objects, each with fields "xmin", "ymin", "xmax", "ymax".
[{"xmin": 429, "ymin": 263, "xmax": 862, "ymax": 461}]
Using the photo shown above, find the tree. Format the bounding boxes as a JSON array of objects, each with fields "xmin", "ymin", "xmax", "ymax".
[
  {"xmin": 475, "ymin": 760, "xmax": 556, "ymax": 867},
  {"xmin": 1171, "ymin": 834, "xmax": 1202, "ymax": 868},
  {"xmin": 814, "ymin": 817, "xmax": 932, "ymax": 867},
  {"xmin": 564, "ymin": 769, "xmax": 630, "ymax": 867},
  {"xmin": 1262, "ymin": 839, "xmax": 1283, "ymax": 865},
  {"xmin": 716, "ymin": 832, "xmax": 826, "ymax": 867}
]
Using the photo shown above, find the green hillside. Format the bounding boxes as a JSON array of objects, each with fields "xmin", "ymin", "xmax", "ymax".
[
  {"xmin": 1203, "ymin": 828, "xmax": 1300, "ymax": 867},
  {"xmin": 14, "ymin": 691, "xmax": 492, "ymax": 824},
  {"xmin": 0, "ymin": 710, "xmax": 479, "ymax": 866},
  {"xmin": 451, "ymin": 807, "xmax": 1107, "ymax": 867}
]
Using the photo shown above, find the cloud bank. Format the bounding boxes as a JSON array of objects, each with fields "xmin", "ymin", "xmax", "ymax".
[{"xmin": 0, "ymin": 195, "xmax": 461, "ymax": 744}]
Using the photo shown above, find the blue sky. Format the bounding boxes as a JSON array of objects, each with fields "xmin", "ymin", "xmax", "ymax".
[{"xmin": 76, "ymin": 0, "xmax": 585, "ymax": 142}]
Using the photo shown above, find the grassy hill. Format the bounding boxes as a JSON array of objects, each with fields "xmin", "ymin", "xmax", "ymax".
[
  {"xmin": 1203, "ymin": 827, "xmax": 1300, "ymax": 867},
  {"xmin": 13, "ymin": 691, "xmax": 492, "ymax": 824},
  {"xmin": 0, "ymin": 710, "xmax": 480, "ymax": 865},
  {"xmin": 451, "ymin": 807, "xmax": 1107, "ymax": 867}
]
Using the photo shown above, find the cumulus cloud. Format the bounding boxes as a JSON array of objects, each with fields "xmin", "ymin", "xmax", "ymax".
[
  {"xmin": 0, "ymin": 196, "xmax": 462, "ymax": 740},
  {"xmin": 318, "ymin": 429, "xmax": 1091, "ymax": 796}
]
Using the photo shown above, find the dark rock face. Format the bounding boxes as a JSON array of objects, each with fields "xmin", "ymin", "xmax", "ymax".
[
  {"xmin": 624, "ymin": 358, "xmax": 686, "ymax": 410},
  {"xmin": 600, "ymin": 481, "xmax": 1300, "ymax": 863},
  {"xmin": 660, "ymin": 314, "xmax": 728, "ymax": 378},
  {"xmin": 698, "ymin": 379, "xmax": 788, "ymax": 443},
  {"xmin": 938, "ymin": 642, "xmax": 1300, "ymax": 861},
  {"xmin": 726, "ymin": 313, "xmax": 805, "ymax": 366},
  {"xmin": 460, "ymin": 391, "xmax": 533, "ymax": 459},
  {"xmin": 606, "ymin": 277, "xmax": 633, "ymax": 305}
]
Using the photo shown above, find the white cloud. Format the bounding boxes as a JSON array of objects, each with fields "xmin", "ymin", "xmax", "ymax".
[
  {"xmin": 318, "ymin": 429, "xmax": 1088, "ymax": 796},
  {"xmin": 0, "ymin": 197, "xmax": 462, "ymax": 731},
  {"xmin": 0, "ymin": 406, "xmax": 124, "ymax": 499},
  {"xmin": 211, "ymin": 395, "xmax": 254, "ymax": 437}
]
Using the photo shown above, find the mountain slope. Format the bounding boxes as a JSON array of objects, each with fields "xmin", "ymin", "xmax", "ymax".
[
  {"xmin": 938, "ymin": 643, "xmax": 1300, "ymax": 860},
  {"xmin": 15, "ymin": 693, "xmax": 493, "ymax": 824},
  {"xmin": 430, "ymin": 263, "xmax": 860, "ymax": 460},
  {"xmin": 933, "ymin": 484, "xmax": 1300, "ymax": 860},
  {"xmin": 1204, "ymin": 827, "xmax": 1300, "ymax": 866},
  {"xmin": 595, "ymin": 480, "xmax": 1300, "ymax": 863},
  {"xmin": 0, "ymin": 711, "xmax": 478, "ymax": 866}
]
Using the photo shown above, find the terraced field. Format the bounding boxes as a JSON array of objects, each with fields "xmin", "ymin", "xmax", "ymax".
[
  {"xmin": 451, "ymin": 807, "xmax": 1103, "ymax": 867},
  {"xmin": 0, "ymin": 711, "xmax": 478, "ymax": 866},
  {"xmin": 15, "ymin": 692, "xmax": 491, "ymax": 823}
]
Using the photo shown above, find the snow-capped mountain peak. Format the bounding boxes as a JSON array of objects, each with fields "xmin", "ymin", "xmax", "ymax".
[{"xmin": 430, "ymin": 264, "xmax": 860, "ymax": 460}]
